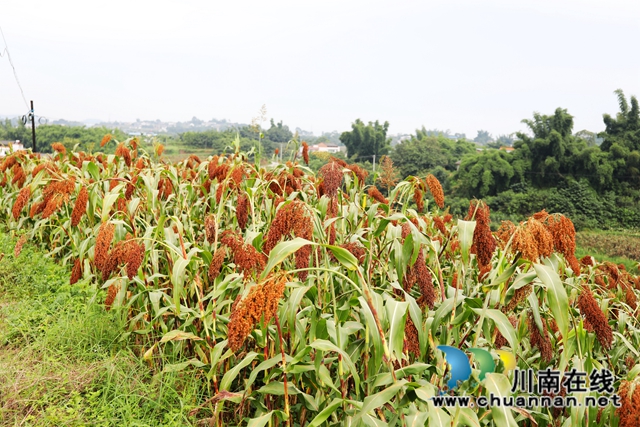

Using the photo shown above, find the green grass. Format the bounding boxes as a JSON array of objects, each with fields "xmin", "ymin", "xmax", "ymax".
[{"xmin": 0, "ymin": 233, "xmax": 206, "ymax": 427}]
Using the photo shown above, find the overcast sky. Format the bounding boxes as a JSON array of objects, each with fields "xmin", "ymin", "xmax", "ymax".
[{"xmin": 1, "ymin": 0, "xmax": 638, "ymax": 138}]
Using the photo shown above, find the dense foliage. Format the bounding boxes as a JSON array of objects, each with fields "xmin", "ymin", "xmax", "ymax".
[{"xmin": 1, "ymin": 135, "xmax": 639, "ymax": 426}]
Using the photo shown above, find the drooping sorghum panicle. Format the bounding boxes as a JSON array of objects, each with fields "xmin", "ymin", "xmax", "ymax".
[
  {"xmin": 158, "ymin": 177, "xmax": 173, "ymax": 200},
  {"xmin": 600, "ymin": 262, "xmax": 620, "ymax": 289},
  {"xmin": 545, "ymin": 214, "xmax": 580, "ymax": 274},
  {"xmin": 264, "ymin": 199, "xmax": 306, "ymax": 253},
  {"xmin": 528, "ymin": 311, "xmax": 553, "ymax": 363},
  {"xmin": 115, "ymin": 143, "xmax": 132, "ymax": 167},
  {"xmin": 14, "ymin": 234, "xmax": 27, "ymax": 257},
  {"xmin": 29, "ymin": 201, "xmax": 45, "ymax": 218},
  {"xmin": 293, "ymin": 208, "xmax": 313, "ymax": 281},
  {"xmin": 625, "ymin": 286, "xmax": 637, "ymax": 311},
  {"xmin": 346, "ymin": 163, "xmax": 369, "ymax": 186},
  {"xmin": 95, "ymin": 222, "xmax": 115, "ymax": 272},
  {"xmin": 413, "ymin": 187, "xmax": 424, "ymax": 213},
  {"xmin": 220, "ymin": 230, "xmax": 266, "ymax": 279},
  {"xmin": 0, "ymin": 172, "xmax": 6, "ymax": 187},
  {"xmin": 155, "ymin": 144, "xmax": 165, "ymax": 157},
  {"xmin": 101, "ymin": 134, "xmax": 112, "ymax": 147},
  {"xmin": 227, "ymin": 274, "xmax": 287, "ymax": 351},
  {"xmin": 302, "ymin": 141, "xmax": 309, "ymax": 165},
  {"xmin": 580, "ymin": 255, "xmax": 595, "ymax": 267},
  {"xmin": 432, "ymin": 215, "xmax": 447, "ymax": 235},
  {"xmin": 124, "ymin": 238, "xmax": 145, "ymax": 280},
  {"xmin": 11, "ymin": 164, "xmax": 26, "ymax": 188},
  {"xmin": 207, "ymin": 155, "xmax": 219, "ymax": 179},
  {"xmin": 102, "ymin": 241, "xmax": 126, "ymax": 281},
  {"xmin": 368, "ymin": 186, "xmax": 388, "ymax": 204},
  {"xmin": 130, "ymin": 137, "xmax": 139, "ymax": 151},
  {"xmin": 215, "ymin": 184, "xmax": 225, "ymax": 204},
  {"xmin": 135, "ymin": 157, "xmax": 145, "ymax": 170},
  {"xmin": 70, "ymin": 258, "xmax": 83, "ymax": 285},
  {"xmin": 404, "ymin": 316, "xmax": 421, "ymax": 356},
  {"xmin": 469, "ymin": 201, "xmax": 496, "ymax": 272},
  {"xmin": 0, "ymin": 154, "xmax": 16, "ymax": 172},
  {"xmin": 229, "ymin": 166, "xmax": 245, "ymax": 189},
  {"xmin": 12, "ymin": 186, "xmax": 31, "ymax": 220},
  {"xmin": 496, "ymin": 220, "xmax": 517, "ymax": 249},
  {"xmin": 237, "ymin": 192, "xmax": 249, "ymax": 230},
  {"xmin": 617, "ymin": 380, "xmax": 640, "ymax": 427},
  {"xmin": 401, "ymin": 222, "xmax": 412, "ymax": 239},
  {"xmin": 319, "ymin": 161, "xmax": 343, "ymax": 198},
  {"xmin": 425, "ymin": 174, "xmax": 445, "ymax": 209},
  {"xmin": 527, "ymin": 218, "xmax": 554, "ymax": 260},
  {"xmin": 125, "ymin": 175, "xmax": 138, "ymax": 200},
  {"xmin": 71, "ymin": 186, "xmax": 89, "ymax": 227},
  {"xmin": 335, "ymin": 242, "xmax": 366, "ymax": 263},
  {"xmin": 208, "ymin": 247, "xmax": 226, "ymax": 282},
  {"xmin": 105, "ymin": 283, "xmax": 118, "ymax": 310},
  {"xmin": 204, "ymin": 214, "xmax": 217, "ymax": 244},
  {"xmin": 51, "ymin": 142, "xmax": 66, "ymax": 154},
  {"xmin": 577, "ymin": 285, "xmax": 613, "ymax": 350},
  {"xmin": 532, "ymin": 209, "xmax": 549, "ymax": 221},
  {"xmin": 31, "ymin": 163, "xmax": 46, "ymax": 178},
  {"xmin": 316, "ymin": 180, "xmax": 325, "ymax": 198},
  {"xmin": 42, "ymin": 178, "xmax": 75, "ymax": 219},
  {"xmin": 495, "ymin": 315, "xmax": 518, "ymax": 348},
  {"xmin": 505, "ymin": 284, "xmax": 532, "ymax": 312}
]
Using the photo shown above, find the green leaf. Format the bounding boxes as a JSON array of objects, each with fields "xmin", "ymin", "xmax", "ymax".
[
  {"xmin": 385, "ymin": 297, "xmax": 409, "ymax": 360},
  {"xmin": 353, "ymin": 380, "xmax": 407, "ymax": 422},
  {"xmin": 307, "ymin": 398, "xmax": 343, "ymax": 427},
  {"xmin": 162, "ymin": 358, "xmax": 205, "ymax": 373},
  {"xmin": 160, "ymin": 330, "xmax": 203, "ymax": 342},
  {"xmin": 171, "ymin": 256, "xmax": 190, "ymax": 316},
  {"xmin": 220, "ymin": 352, "xmax": 259, "ymax": 391},
  {"xmin": 246, "ymin": 411, "xmax": 273, "ymax": 427},
  {"xmin": 101, "ymin": 192, "xmax": 120, "ymax": 221},
  {"xmin": 426, "ymin": 400, "xmax": 452, "ymax": 427},
  {"xmin": 326, "ymin": 244, "xmax": 358, "ymax": 270},
  {"xmin": 484, "ymin": 373, "xmax": 518, "ymax": 427},
  {"xmin": 257, "ymin": 382, "xmax": 301, "ymax": 395},
  {"xmin": 472, "ymin": 308, "xmax": 518, "ymax": 351},
  {"xmin": 534, "ymin": 263, "xmax": 569, "ymax": 341},
  {"xmin": 309, "ymin": 340, "xmax": 360, "ymax": 391},
  {"xmin": 457, "ymin": 219, "xmax": 476, "ymax": 266},
  {"xmin": 261, "ymin": 238, "xmax": 315, "ymax": 279},
  {"xmin": 86, "ymin": 161, "xmax": 100, "ymax": 180}
]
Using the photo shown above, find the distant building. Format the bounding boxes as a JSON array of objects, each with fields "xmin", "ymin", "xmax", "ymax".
[
  {"xmin": 0, "ymin": 140, "xmax": 24, "ymax": 157},
  {"xmin": 307, "ymin": 142, "xmax": 343, "ymax": 154},
  {"xmin": 499, "ymin": 146, "xmax": 515, "ymax": 152}
]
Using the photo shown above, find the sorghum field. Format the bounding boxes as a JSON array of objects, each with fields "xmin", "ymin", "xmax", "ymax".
[{"xmin": 1, "ymin": 136, "xmax": 639, "ymax": 426}]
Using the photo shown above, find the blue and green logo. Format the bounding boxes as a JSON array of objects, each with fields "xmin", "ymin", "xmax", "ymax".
[{"xmin": 437, "ymin": 345, "xmax": 516, "ymax": 390}]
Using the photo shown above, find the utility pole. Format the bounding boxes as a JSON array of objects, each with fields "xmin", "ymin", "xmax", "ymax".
[
  {"xmin": 372, "ymin": 154, "xmax": 376, "ymax": 172},
  {"xmin": 30, "ymin": 100, "xmax": 36, "ymax": 152}
]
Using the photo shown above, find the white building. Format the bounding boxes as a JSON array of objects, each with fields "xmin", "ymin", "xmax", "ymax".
[
  {"xmin": 307, "ymin": 142, "xmax": 343, "ymax": 154},
  {"xmin": 0, "ymin": 140, "xmax": 24, "ymax": 157}
]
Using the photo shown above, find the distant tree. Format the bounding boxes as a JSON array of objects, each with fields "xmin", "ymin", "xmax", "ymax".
[
  {"xmin": 340, "ymin": 119, "xmax": 391, "ymax": 160},
  {"xmin": 575, "ymin": 130, "xmax": 598, "ymax": 146},
  {"xmin": 265, "ymin": 119, "xmax": 293, "ymax": 143},
  {"xmin": 513, "ymin": 108, "xmax": 582, "ymax": 185},
  {"xmin": 474, "ymin": 130, "xmax": 493, "ymax": 144},
  {"xmin": 599, "ymin": 89, "xmax": 640, "ymax": 151},
  {"xmin": 456, "ymin": 149, "xmax": 521, "ymax": 197},
  {"xmin": 390, "ymin": 134, "xmax": 476, "ymax": 178},
  {"xmin": 495, "ymin": 133, "xmax": 515, "ymax": 146}
]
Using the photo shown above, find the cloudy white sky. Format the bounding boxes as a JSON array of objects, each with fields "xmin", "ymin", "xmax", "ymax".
[{"xmin": 1, "ymin": 0, "xmax": 638, "ymax": 138}]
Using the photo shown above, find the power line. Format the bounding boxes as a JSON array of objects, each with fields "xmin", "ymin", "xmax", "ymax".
[{"xmin": 0, "ymin": 23, "xmax": 29, "ymax": 109}]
